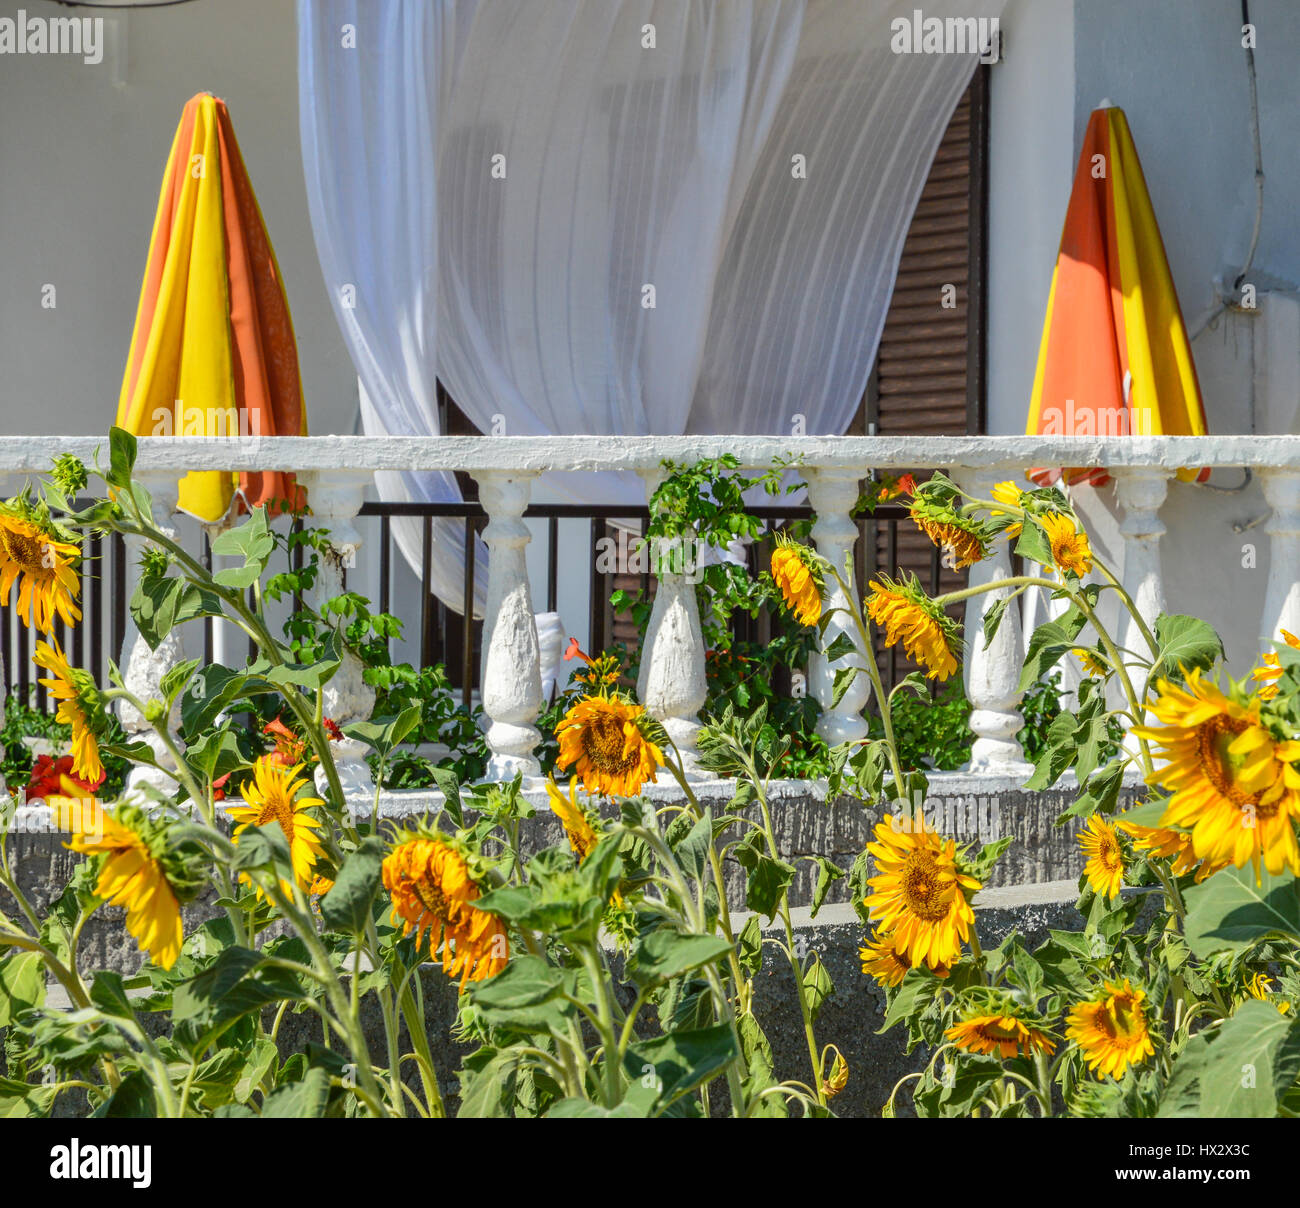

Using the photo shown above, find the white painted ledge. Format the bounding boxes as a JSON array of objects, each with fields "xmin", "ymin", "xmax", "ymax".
[{"xmin": 0, "ymin": 433, "xmax": 1292, "ymax": 476}]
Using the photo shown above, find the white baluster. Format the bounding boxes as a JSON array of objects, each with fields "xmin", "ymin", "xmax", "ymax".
[
  {"xmin": 1113, "ymin": 466, "xmax": 1170, "ymax": 757},
  {"xmin": 120, "ymin": 471, "xmax": 188, "ymax": 794},
  {"xmin": 474, "ymin": 471, "xmax": 542, "ymax": 780},
  {"xmin": 1113, "ymin": 467, "xmax": 1169, "ymax": 662},
  {"xmin": 1260, "ymin": 468, "xmax": 1300, "ymax": 645},
  {"xmin": 806, "ymin": 468, "xmax": 871, "ymax": 745},
  {"xmin": 957, "ymin": 468, "xmax": 1032, "ymax": 777},
  {"xmin": 300, "ymin": 470, "xmax": 377, "ymax": 804},
  {"xmin": 636, "ymin": 469, "xmax": 708, "ymax": 778}
]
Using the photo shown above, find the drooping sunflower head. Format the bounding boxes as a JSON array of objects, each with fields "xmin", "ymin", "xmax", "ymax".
[
  {"xmin": 946, "ymin": 1005, "xmax": 1056, "ymax": 1060},
  {"xmin": 909, "ymin": 497, "xmax": 989, "ymax": 570},
  {"xmin": 0, "ymin": 504, "xmax": 82, "ymax": 633},
  {"xmin": 865, "ymin": 573, "xmax": 961, "ymax": 682},
  {"xmin": 381, "ymin": 833, "xmax": 507, "ymax": 989},
  {"xmin": 555, "ymin": 693, "xmax": 663, "ymax": 797},
  {"xmin": 1252, "ymin": 630, "xmax": 1300, "ymax": 700},
  {"xmin": 1079, "ymin": 814, "xmax": 1125, "ymax": 899},
  {"xmin": 226, "ymin": 756, "xmax": 326, "ymax": 892},
  {"xmin": 1133, "ymin": 670, "xmax": 1300, "ymax": 878},
  {"xmin": 33, "ymin": 638, "xmax": 108, "ymax": 786},
  {"xmin": 50, "ymin": 799, "xmax": 202, "ymax": 969},
  {"xmin": 545, "ymin": 775, "xmax": 600, "ymax": 863},
  {"xmin": 1038, "ymin": 511, "xmax": 1093, "ymax": 578},
  {"xmin": 863, "ymin": 814, "xmax": 981, "ymax": 971},
  {"xmin": 770, "ymin": 537, "xmax": 824, "ymax": 626},
  {"xmin": 1066, "ymin": 978, "xmax": 1154, "ymax": 1080}
]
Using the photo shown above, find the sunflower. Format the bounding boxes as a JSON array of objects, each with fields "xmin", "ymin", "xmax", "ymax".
[
  {"xmin": 33, "ymin": 638, "xmax": 105, "ymax": 785},
  {"xmin": 989, "ymin": 480, "xmax": 1026, "ymax": 537},
  {"xmin": 946, "ymin": 1011, "xmax": 1055, "ymax": 1060},
  {"xmin": 381, "ymin": 836, "xmax": 507, "ymax": 989},
  {"xmin": 1079, "ymin": 815, "xmax": 1125, "ymax": 899},
  {"xmin": 50, "ymin": 797, "xmax": 183, "ymax": 969},
  {"xmin": 1114, "ymin": 815, "xmax": 1224, "ymax": 882},
  {"xmin": 0, "ymin": 509, "xmax": 82, "ymax": 633},
  {"xmin": 1038, "ymin": 512, "xmax": 1093, "ymax": 577},
  {"xmin": 546, "ymin": 775, "xmax": 599, "ymax": 863},
  {"xmin": 909, "ymin": 503, "xmax": 987, "ymax": 569},
  {"xmin": 865, "ymin": 574, "xmax": 961, "ymax": 681},
  {"xmin": 1133, "ymin": 671, "xmax": 1300, "ymax": 877},
  {"xmin": 770, "ymin": 540, "xmax": 823, "ymax": 626},
  {"xmin": 226, "ymin": 756, "xmax": 326, "ymax": 892},
  {"xmin": 1073, "ymin": 646, "xmax": 1109, "ymax": 678},
  {"xmin": 1066, "ymin": 979, "xmax": 1154, "ymax": 1079},
  {"xmin": 863, "ymin": 815, "xmax": 981, "ymax": 970},
  {"xmin": 555, "ymin": 694, "xmax": 663, "ymax": 797},
  {"xmin": 860, "ymin": 929, "xmax": 950, "ymax": 986},
  {"xmin": 1252, "ymin": 630, "xmax": 1300, "ymax": 700}
]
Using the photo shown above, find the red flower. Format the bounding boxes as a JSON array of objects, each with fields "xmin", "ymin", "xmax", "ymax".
[
  {"xmin": 322, "ymin": 717, "xmax": 343, "ymax": 742},
  {"xmin": 25, "ymin": 754, "xmax": 103, "ymax": 802},
  {"xmin": 262, "ymin": 716, "xmax": 306, "ymax": 767},
  {"xmin": 212, "ymin": 772, "xmax": 231, "ymax": 802},
  {"xmin": 563, "ymin": 637, "xmax": 591, "ymax": 664},
  {"xmin": 879, "ymin": 473, "xmax": 917, "ymax": 502}
]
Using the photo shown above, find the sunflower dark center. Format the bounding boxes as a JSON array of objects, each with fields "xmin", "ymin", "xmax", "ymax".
[
  {"xmin": 1097, "ymin": 832, "xmax": 1122, "ymax": 872},
  {"xmin": 255, "ymin": 791, "xmax": 296, "ymax": 845},
  {"xmin": 1196, "ymin": 716, "xmax": 1276, "ymax": 813},
  {"xmin": 900, "ymin": 850, "xmax": 954, "ymax": 922},
  {"xmin": 1096, "ymin": 995, "xmax": 1141, "ymax": 1041},
  {"xmin": 976, "ymin": 1020, "xmax": 1023, "ymax": 1043},
  {"xmin": 1, "ymin": 527, "xmax": 47, "ymax": 572},
  {"xmin": 584, "ymin": 713, "xmax": 639, "ymax": 775},
  {"xmin": 413, "ymin": 876, "xmax": 451, "ymax": 919}
]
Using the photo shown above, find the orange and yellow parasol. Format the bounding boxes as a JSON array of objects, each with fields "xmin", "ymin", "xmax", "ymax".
[
  {"xmin": 1026, "ymin": 105, "xmax": 1208, "ymax": 486},
  {"xmin": 116, "ymin": 93, "xmax": 306, "ymax": 521}
]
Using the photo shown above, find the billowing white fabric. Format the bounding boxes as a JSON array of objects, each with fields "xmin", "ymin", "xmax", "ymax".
[
  {"xmin": 298, "ymin": 0, "xmax": 1002, "ymax": 573},
  {"xmin": 299, "ymin": 0, "xmax": 488, "ymax": 615}
]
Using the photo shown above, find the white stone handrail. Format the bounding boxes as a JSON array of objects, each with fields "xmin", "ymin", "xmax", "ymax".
[
  {"xmin": 0, "ymin": 433, "xmax": 1294, "ymax": 475},
  {"xmin": 2, "ymin": 433, "xmax": 1294, "ymax": 787}
]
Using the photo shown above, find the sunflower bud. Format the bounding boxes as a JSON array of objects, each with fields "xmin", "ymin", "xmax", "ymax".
[
  {"xmin": 143, "ymin": 698, "xmax": 166, "ymax": 724},
  {"xmin": 51, "ymin": 454, "xmax": 89, "ymax": 496}
]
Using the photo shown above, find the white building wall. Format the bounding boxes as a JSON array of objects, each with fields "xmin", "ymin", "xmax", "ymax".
[{"xmin": 989, "ymin": 0, "xmax": 1300, "ymax": 674}]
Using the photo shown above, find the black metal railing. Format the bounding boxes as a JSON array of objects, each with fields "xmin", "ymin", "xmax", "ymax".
[{"xmin": 2, "ymin": 497, "xmax": 942, "ymax": 714}]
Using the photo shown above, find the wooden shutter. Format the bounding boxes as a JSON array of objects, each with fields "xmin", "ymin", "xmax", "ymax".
[{"xmin": 855, "ymin": 67, "xmax": 990, "ymax": 684}]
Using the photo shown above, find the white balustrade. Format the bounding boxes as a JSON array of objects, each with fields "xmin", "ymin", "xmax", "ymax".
[
  {"xmin": 300, "ymin": 469, "xmax": 377, "ymax": 803},
  {"xmin": 957, "ymin": 468, "xmax": 1032, "ymax": 777},
  {"xmin": 1260, "ymin": 468, "xmax": 1300, "ymax": 645},
  {"xmin": 473, "ymin": 471, "xmax": 543, "ymax": 780},
  {"xmin": 1, "ymin": 433, "xmax": 1294, "ymax": 799},
  {"xmin": 636, "ymin": 468, "xmax": 708, "ymax": 777},
  {"xmin": 806, "ymin": 468, "xmax": 871, "ymax": 745}
]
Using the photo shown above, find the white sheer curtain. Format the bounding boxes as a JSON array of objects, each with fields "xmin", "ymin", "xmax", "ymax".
[
  {"xmin": 298, "ymin": 0, "xmax": 1002, "ymax": 555},
  {"xmin": 299, "ymin": 0, "xmax": 488, "ymax": 615}
]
